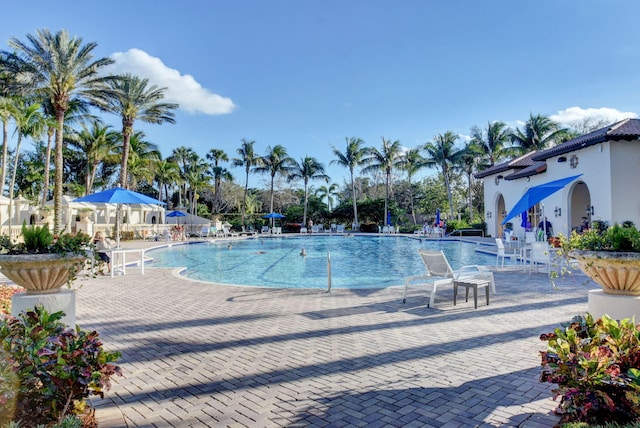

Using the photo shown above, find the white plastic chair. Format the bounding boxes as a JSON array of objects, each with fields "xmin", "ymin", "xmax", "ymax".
[
  {"xmin": 261, "ymin": 225, "xmax": 270, "ymax": 234},
  {"xmin": 402, "ymin": 249, "xmax": 495, "ymax": 308},
  {"xmin": 495, "ymin": 238, "xmax": 518, "ymax": 267},
  {"xmin": 300, "ymin": 227, "xmax": 307, "ymax": 234},
  {"xmin": 336, "ymin": 224, "xmax": 345, "ymax": 233},
  {"xmin": 529, "ymin": 242, "xmax": 551, "ymax": 274}
]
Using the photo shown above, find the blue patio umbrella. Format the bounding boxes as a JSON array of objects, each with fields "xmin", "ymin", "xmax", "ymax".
[
  {"xmin": 435, "ymin": 208, "xmax": 440, "ymax": 225},
  {"xmin": 501, "ymin": 174, "xmax": 583, "ymax": 226},
  {"xmin": 75, "ymin": 187, "xmax": 165, "ymax": 248},
  {"xmin": 387, "ymin": 211, "xmax": 391, "ymax": 226},
  {"xmin": 520, "ymin": 211, "xmax": 528, "ymax": 228},
  {"xmin": 262, "ymin": 212, "xmax": 285, "ymax": 228},
  {"xmin": 166, "ymin": 210, "xmax": 186, "ymax": 218}
]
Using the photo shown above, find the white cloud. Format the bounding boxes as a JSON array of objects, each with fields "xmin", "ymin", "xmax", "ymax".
[
  {"xmin": 550, "ymin": 106, "xmax": 637, "ymax": 127},
  {"xmin": 105, "ymin": 48, "xmax": 235, "ymax": 115}
]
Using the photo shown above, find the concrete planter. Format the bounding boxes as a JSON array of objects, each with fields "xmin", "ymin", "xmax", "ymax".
[
  {"xmin": 0, "ymin": 253, "xmax": 85, "ymax": 294},
  {"xmin": 570, "ymin": 250, "xmax": 640, "ymax": 296}
]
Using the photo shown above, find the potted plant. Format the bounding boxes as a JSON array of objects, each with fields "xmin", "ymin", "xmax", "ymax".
[
  {"xmin": 558, "ymin": 222, "xmax": 640, "ymax": 296},
  {"xmin": 0, "ymin": 222, "xmax": 93, "ymax": 294}
]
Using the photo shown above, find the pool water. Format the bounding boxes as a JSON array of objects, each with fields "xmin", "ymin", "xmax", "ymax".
[{"xmin": 149, "ymin": 235, "xmax": 495, "ymax": 289}]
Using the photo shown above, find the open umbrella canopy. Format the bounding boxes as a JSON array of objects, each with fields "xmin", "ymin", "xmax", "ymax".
[
  {"xmin": 262, "ymin": 212, "xmax": 285, "ymax": 219},
  {"xmin": 166, "ymin": 210, "xmax": 187, "ymax": 218},
  {"xmin": 74, "ymin": 187, "xmax": 165, "ymax": 205},
  {"xmin": 501, "ymin": 174, "xmax": 583, "ymax": 225},
  {"xmin": 435, "ymin": 208, "xmax": 440, "ymax": 225}
]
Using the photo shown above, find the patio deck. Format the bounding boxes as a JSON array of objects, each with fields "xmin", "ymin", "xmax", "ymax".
[{"xmin": 72, "ymin": 237, "xmax": 598, "ymax": 427}]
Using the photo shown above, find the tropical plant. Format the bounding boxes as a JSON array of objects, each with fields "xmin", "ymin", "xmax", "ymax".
[
  {"xmin": 97, "ymin": 73, "xmax": 177, "ymax": 189},
  {"xmin": 316, "ymin": 181, "xmax": 339, "ymax": 211},
  {"xmin": 0, "ymin": 306, "xmax": 121, "ymax": 426},
  {"xmin": 540, "ymin": 313, "xmax": 640, "ymax": 425},
  {"xmin": 254, "ymin": 145, "xmax": 294, "ymax": 221},
  {"xmin": 559, "ymin": 223, "xmax": 640, "ymax": 253},
  {"xmin": 362, "ymin": 137, "xmax": 405, "ymax": 227},
  {"xmin": 288, "ymin": 156, "xmax": 328, "ymax": 227},
  {"xmin": 402, "ymin": 148, "xmax": 430, "ymax": 225},
  {"xmin": 1, "ymin": 29, "xmax": 115, "ymax": 234},
  {"xmin": 207, "ymin": 148, "xmax": 233, "ymax": 214},
  {"xmin": 169, "ymin": 146, "xmax": 196, "ymax": 208},
  {"xmin": 152, "ymin": 158, "xmax": 181, "ymax": 210},
  {"xmin": 510, "ymin": 113, "xmax": 566, "ymax": 154},
  {"xmin": 232, "ymin": 139, "xmax": 258, "ymax": 227},
  {"xmin": 0, "ymin": 222, "xmax": 92, "ymax": 257},
  {"xmin": 470, "ymin": 120, "xmax": 513, "ymax": 168},
  {"xmin": 423, "ymin": 131, "xmax": 465, "ymax": 218},
  {"xmin": 331, "ymin": 137, "xmax": 369, "ymax": 228}
]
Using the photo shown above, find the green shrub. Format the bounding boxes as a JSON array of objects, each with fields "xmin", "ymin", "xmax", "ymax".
[
  {"xmin": 540, "ymin": 313, "xmax": 640, "ymax": 425},
  {"xmin": 560, "ymin": 223, "xmax": 640, "ymax": 253},
  {"xmin": 0, "ymin": 306, "xmax": 121, "ymax": 426}
]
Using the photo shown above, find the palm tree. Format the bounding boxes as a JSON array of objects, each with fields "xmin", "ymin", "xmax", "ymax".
[
  {"xmin": 206, "ymin": 148, "xmax": 233, "ymax": 214},
  {"xmin": 8, "ymin": 101, "xmax": 45, "ymax": 226},
  {"xmin": 330, "ymin": 137, "xmax": 368, "ymax": 228},
  {"xmin": 458, "ymin": 141, "xmax": 483, "ymax": 222},
  {"xmin": 362, "ymin": 137, "xmax": 405, "ymax": 226},
  {"xmin": 510, "ymin": 113, "xmax": 566, "ymax": 154},
  {"xmin": 232, "ymin": 139, "xmax": 258, "ymax": 228},
  {"xmin": 288, "ymin": 156, "xmax": 328, "ymax": 227},
  {"xmin": 316, "ymin": 181, "xmax": 339, "ymax": 211},
  {"xmin": 254, "ymin": 145, "xmax": 294, "ymax": 222},
  {"xmin": 403, "ymin": 147, "xmax": 431, "ymax": 225},
  {"xmin": 1, "ymin": 29, "xmax": 114, "ymax": 233},
  {"xmin": 152, "ymin": 158, "xmax": 181, "ymax": 212},
  {"xmin": 66, "ymin": 119, "xmax": 119, "ymax": 195},
  {"xmin": 470, "ymin": 121, "xmax": 513, "ymax": 167},
  {"xmin": 170, "ymin": 146, "xmax": 196, "ymax": 208},
  {"xmin": 121, "ymin": 131, "xmax": 160, "ymax": 190},
  {"xmin": 0, "ymin": 95, "xmax": 17, "ymax": 195},
  {"xmin": 424, "ymin": 131, "xmax": 465, "ymax": 218},
  {"xmin": 98, "ymin": 73, "xmax": 177, "ymax": 189}
]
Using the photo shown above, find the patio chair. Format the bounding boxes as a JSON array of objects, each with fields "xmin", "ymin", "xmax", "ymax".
[
  {"xmin": 330, "ymin": 223, "xmax": 337, "ymax": 233},
  {"xmin": 261, "ymin": 225, "xmax": 270, "ymax": 234},
  {"xmin": 336, "ymin": 224, "xmax": 345, "ymax": 233},
  {"xmin": 529, "ymin": 241, "xmax": 551, "ymax": 274},
  {"xmin": 199, "ymin": 227, "xmax": 209, "ymax": 238},
  {"xmin": 300, "ymin": 227, "xmax": 307, "ymax": 234},
  {"xmin": 495, "ymin": 238, "xmax": 518, "ymax": 267},
  {"xmin": 402, "ymin": 249, "xmax": 495, "ymax": 308}
]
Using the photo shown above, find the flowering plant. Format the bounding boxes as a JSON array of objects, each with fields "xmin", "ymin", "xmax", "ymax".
[{"xmin": 0, "ymin": 285, "xmax": 23, "ymax": 315}]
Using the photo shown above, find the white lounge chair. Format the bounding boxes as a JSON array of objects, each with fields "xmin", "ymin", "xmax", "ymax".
[
  {"xmin": 495, "ymin": 238, "xmax": 518, "ymax": 267},
  {"xmin": 330, "ymin": 224, "xmax": 337, "ymax": 233},
  {"xmin": 261, "ymin": 225, "xmax": 270, "ymax": 234},
  {"xmin": 336, "ymin": 224, "xmax": 345, "ymax": 234},
  {"xmin": 402, "ymin": 249, "xmax": 495, "ymax": 308},
  {"xmin": 199, "ymin": 227, "xmax": 209, "ymax": 238},
  {"xmin": 300, "ymin": 227, "xmax": 307, "ymax": 234}
]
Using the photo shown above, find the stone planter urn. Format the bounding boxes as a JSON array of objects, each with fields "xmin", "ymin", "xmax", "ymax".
[
  {"xmin": 569, "ymin": 250, "xmax": 640, "ymax": 296},
  {"xmin": 0, "ymin": 253, "xmax": 86, "ymax": 294}
]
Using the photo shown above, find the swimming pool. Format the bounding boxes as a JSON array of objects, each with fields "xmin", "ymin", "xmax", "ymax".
[{"xmin": 149, "ymin": 235, "xmax": 495, "ymax": 289}]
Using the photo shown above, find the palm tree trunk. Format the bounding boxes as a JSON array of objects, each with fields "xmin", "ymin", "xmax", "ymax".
[
  {"xmin": 270, "ymin": 175, "xmax": 275, "ymax": 228},
  {"xmin": 53, "ymin": 111, "xmax": 65, "ymax": 234},
  {"xmin": 119, "ymin": 123, "xmax": 132, "ymax": 189},
  {"xmin": 385, "ymin": 171, "xmax": 390, "ymax": 226},
  {"xmin": 41, "ymin": 128, "xmax": 53, "ymax": 206},
  {"xmin": 303, "ymin": 181, "xmax": 308, "ymax": 226},
  {"xmin": 350, "ymin": 169, "xmax": 358, "ymax": 227},
  {"xmin": 241, "ymin": 169, "xmax": 249, "ymax": 227},
  {"xmin": 467, "ymin": 171, "xmax": 473, "ymax": 222},
  {"xmin": 1, "ymin": 121, "xmax": 8, "ymax": 197}
]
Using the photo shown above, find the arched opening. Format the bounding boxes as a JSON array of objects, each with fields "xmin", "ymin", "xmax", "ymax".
[
  {"xmin": 29, "ymin": 214, "xmax": 37, "ymax": 225},
  {"xmin": 570, "ymin": 181, "xmax": 591, "ymax": 233},
  {"xmin": 496, "ymin": 194, "xmax": 506, "ymax": 238},
  {"xmin": 151, "ymin": 215, "xmax": 157, "ymax": 225}
]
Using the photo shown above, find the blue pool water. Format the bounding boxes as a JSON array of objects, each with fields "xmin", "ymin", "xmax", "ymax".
[{"xmin": 148, "ymin": 235, "xmax": 495, "ymax": 289}]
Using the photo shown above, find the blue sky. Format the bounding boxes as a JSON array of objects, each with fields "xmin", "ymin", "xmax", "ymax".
[{"xmin": 2, "ymin": 1, "xmax": 639, "ymax": 188}]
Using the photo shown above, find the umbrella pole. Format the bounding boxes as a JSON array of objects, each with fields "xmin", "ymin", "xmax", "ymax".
[{"xmin": 116, "ymin": 204, "xmax": 121, "ymax": 249}]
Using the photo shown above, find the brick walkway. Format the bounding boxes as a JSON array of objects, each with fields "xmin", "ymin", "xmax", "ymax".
[{"xmin": 75, "ymin": 238, "xmax": 597, "ymax": 427}]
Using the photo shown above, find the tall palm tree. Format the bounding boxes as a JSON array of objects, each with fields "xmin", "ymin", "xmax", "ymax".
[
  {"xmin": 362, "ymin": 137, "xmax": 405, "ymax": 226},
  {"xmin": 458, "ymin": 141, "xmax": 483, "ymax": 222},
  {"xmin": 120, "ymin": 131, "xmax": 160, "ymax": 190},
  {"xmin": 170, "ymin": 146, "xmax": 196, "ymax": 208},
  {"xmin": 98, "ymin": 73, "xmax": 177, "ymax": 189},
  {"xmin": 254, "ymin": 145, "xmax": 294, "ymax": 222},
  {"xmin": 0, "ymin": 96, "xmax": 17, "ymax": 195},
  {"xmin": 470, "ymin": 121, "xmax": 513, "ymax": 167},
  {"xmin": 1, "ymin": 29, "xmax": 114, "ymax": 233},
  {"xmin": 288, "ymin": 156, "xmax": 328, "ymax": 227},
  {"xmin": 66, "ymin": 119, "xmax": 119, "ymax": 195},
  {"xmin": 510, "ymin": 113, "xmax": 565, "ymax": 154},
  {"xmin": 424, "ymin": 131, "xmax": 465, "ymax": 218},
  {"xmin": 152, "ymin": 158, "xmax": 181, "ymax": 212},
  {"xmin": 232, "ymin": 139, "xmax": 258, "ymax": 227},
  {"xmin": 207, "ymin": 148, "xmax": 232, "ymax": 214},
  {"xmin": 316, "ymin": 181, "xmax": 339, "ymax": 211},
  {"xmin": 8, "ymin": 101, "xmax": 45, "ymax": 226},
  {"xmin": 330, "ymin": 137, "xmax": 368, "ymax": 228},
  {"xmin": 403, "ymin": 147, "xmax": 431, "ymax": 225}
]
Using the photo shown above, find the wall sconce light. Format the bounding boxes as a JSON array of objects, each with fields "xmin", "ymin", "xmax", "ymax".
[
  {"xmin": 554, "ymin": 207, "xmax": 561, "ymax": 217},
  {"xmin": 486, "ymin": 211, "xmax": 492, "ymax": 218},
  {"xmin": 558, "ymin": 156, "xmax": 567, "ymax": 163},
  {"xmin": 494, "ymin": 177, "xmax": 500, "ymax": 185},
  {"xmin": 525, "ymin": 176, "xmax": 530, "ymax": 182},
  {"xmin": 586, "ymin": 205, "xmax": 594, "ymax": 216}
]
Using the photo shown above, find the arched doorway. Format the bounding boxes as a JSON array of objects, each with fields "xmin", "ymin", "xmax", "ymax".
[
  {"xmin": 496, "ymin": 194, "xmax": 506, "ymax": 238},
  {"xmin": 570, "ymin": 182, "xmax": 591, "ymax": 233}
]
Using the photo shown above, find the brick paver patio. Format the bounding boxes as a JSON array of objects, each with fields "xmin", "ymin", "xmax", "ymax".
[{"xmin": 75, "ymin": 238, "xmax": 597, "ymax": 427}]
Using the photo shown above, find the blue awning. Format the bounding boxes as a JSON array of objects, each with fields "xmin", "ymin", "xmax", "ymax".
[{"xmin": 501, "ymin": 174, "xmax": 583, "ymax": 225}]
